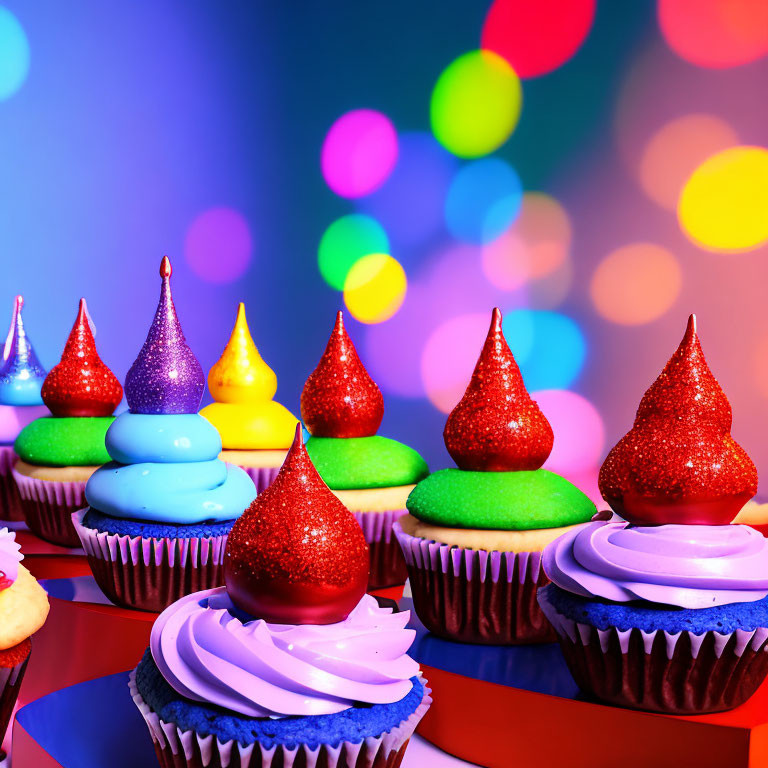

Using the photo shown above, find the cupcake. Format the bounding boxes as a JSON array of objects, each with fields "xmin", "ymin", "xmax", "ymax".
[
  {"xmin": 130, "ymin": 423, "xmax": 430, "ymax": 768},
  {"xmin": 733, "ymin": 500, "xmax": 768, "ymax": 536},
  {"xmin": 200, "ymin": 303, "xmax": 298, "ymax": 493},
  {"xmin": 302, "ymin": 311, "xmax": 429, "ymax": 589},
  {"xmin": 539, "ymin": 315, "xmax": 768, "ymax": 714},
  {"xmin": 0, "ymin": 297, "xmax": 48, "ymax": 522},
  {"xmin": 13, "ymin": 299, "xmax": 121, "ymax": 546},
  {"xmin": 395, "ymin": 308, "xmax": 596, "ymax": 644},
  {"xmin": 0, "ymin": 527, "xmax": 49, "ymax": 740},
  {"xmin": 72, "ymin": 257, "xmax": 256, "ymax": 612}
]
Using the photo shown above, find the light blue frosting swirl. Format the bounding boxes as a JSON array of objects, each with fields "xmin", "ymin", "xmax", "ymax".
[{"xmin": 85, "ymin": 412, "xmax": 256, "ymax": 524}]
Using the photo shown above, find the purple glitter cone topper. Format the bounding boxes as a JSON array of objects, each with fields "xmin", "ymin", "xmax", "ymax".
[
  {"xmin": 125, "ymin": 256, "xmax": 204, "ymax": 415},
  {"xmin": 0, "ymin": 296, "xmax": 47, "ymax": 406}
]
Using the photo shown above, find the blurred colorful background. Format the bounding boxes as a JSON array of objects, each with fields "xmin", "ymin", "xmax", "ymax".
[{"xmin": 2, "ymin": 0, "xmax": 768, "ymax": 498}]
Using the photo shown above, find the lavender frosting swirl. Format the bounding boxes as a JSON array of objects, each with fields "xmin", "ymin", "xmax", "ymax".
[
  {"xmin": 0, "ymin": 528, "xmax": 22, "ymax": 587},
  {"xmin": 543, "ymin": 521, "xmax": 768, "ymax": 609},
  {"xmin": 151, "ymin": 589, "xmax": 419, "ymax": 718}
]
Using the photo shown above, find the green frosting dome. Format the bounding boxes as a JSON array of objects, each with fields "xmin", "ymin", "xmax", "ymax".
[
  {"xmin": 15, "ymin": 416, "xmax": 115, "ymax": 467},
  {"xmin": 305, "ymin": 435, "xmax": 429, "ymax": 490},
  {"xmin": 406, "ymin": 468, "xmax": 596, "ymax": 530}
]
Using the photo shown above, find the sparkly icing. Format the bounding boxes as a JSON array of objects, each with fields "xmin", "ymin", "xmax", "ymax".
[
  {"xmin": 543, "ymin": 520, "xmax": 768, "ymax": 609},
  {"xmin": 86, "ymin": 412, "xmax": 255, "ymax": 524},
  {"xmin": 125, "ymin": 257, "xmax": 204, "ymax": 415},
  {"xmin": 41, "ymin": 298, "xmax": 122, "ymax": 417},
  {"xmin": 599, "ymin": 315, "xmax": 757, "ymax": 525},
  {"xmin": 0, "ymin": 296, "xmax": 47, "ymax": 407},
  {"xmin": 444, "ymin": 308, "xmax": 553, "ymax": 471},
  {"xmin": 15, "ymin": 416, "xmax": 113, "ymax": 466},
  {"xmin": 301, "ymin": 311, "xmax": 384, "ymax": 438},
  {"xmin": 0, "ymin": 528, "xmax": 22, "ymax": 591},
  {"xmin": 150, "ymin": 589, "xmax": 418, "ymax": 717},
  {"xmin": 224, "ymin": 424, "xmax": 369, "ymax": 624},
  {"xmin": 200, "ymin": 303, "xmax": 297, "ymax": 450}
]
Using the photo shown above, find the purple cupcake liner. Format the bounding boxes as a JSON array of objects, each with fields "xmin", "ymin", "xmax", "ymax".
[
  {"xmin": 394, "ymin": 522, "xmax": 556, "ymax": 644},
  {"xmin": 72, "ymin": 509, "xmax": 228, "ymax": 612},
  {"xmin": 241, "ymin": 465, "xmax": 281, "ymax": 495},
  {"xmin": 12, "ymin": 467, "xmax": 85, "ymax": 547},
  {"xmin": 129, "ymin": 668, "xmax": 431, "ymax": 768},
  {"xmin": 538, "ymin": 586, "xmax": 768, "ymax": 713},
  {"xmin": 0, "ymin": 446, "xmax": 23, "ymax": 523},
  {"xmin": 354, "ymin": 509, "xmax": 408, "ymax": 590}
]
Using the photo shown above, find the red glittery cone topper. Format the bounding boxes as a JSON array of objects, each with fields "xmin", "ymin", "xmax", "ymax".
[
  {"xmin": 599, "ymin": 314, "xmax": 757, "ymax": 526},
  {"xmin": 224, "ymin": 423, "xmax": 369, "ymax": 624},
  {"xmin": 444, "ymin": 307, "xmax": 553, "ymax": 471},
  {"xmin": 41, "ymin": 298, "xmax": 123, "ymax": 418},
  {"xmin": 300, "ymin": 310, "xmax": 384, "ymax": 437}
]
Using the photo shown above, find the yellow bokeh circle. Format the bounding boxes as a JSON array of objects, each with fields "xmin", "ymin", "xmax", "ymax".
[
  {"xmin": 430, "ymin": 50, "xmax": 522, "ymax": 159},
  {"xmin": 678, "ymin": 146, "xmax": 768, "ymax": 252},
  {"xmin": 590, "ymin": 243, "xmax": 682, "ymax": 325},
  {"xmin": 343, "ymin": 254, "xmax": 407, "ymax": 324}
]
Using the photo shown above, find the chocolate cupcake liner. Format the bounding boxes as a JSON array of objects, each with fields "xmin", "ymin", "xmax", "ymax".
[
  {"xmin": 72, "ymin": 509, "xmax": 228, "ymax": 613},
  {"xmin": 129, "ymin": 668, "xmax": 431, "ymax": 768},
  {"xmin": 394, "ymin": 523, "xmax": 556, "ymax": 644},
  {"xmin": 12, "ymin": 468, "xmax": 85, "ymax": 547},
  {"xmin": 354, "ymin": 509, "xmax": 409, "ymax": 590},
  {"xmin": 0, "ymin": 647, "xmax": 30, "ymax": 741},
  {"xmin": 0, "ymin": 446, "xmax": 24, "ymax": 523},
  {"xmin": 241, "ymin": 466, "xmax": 281, "ymax": 495},
  {"xmin": 538, "ymin": 587, "xmax": 768, "ymax": 714}
]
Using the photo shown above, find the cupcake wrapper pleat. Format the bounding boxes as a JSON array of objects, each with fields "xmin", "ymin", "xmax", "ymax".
[
  {"xmin": 394, "ymin": 522, "xmax": 556, "ymax": 644},
  {"xmin": 240, "ymin": 466, "xmax": 281, "ymax": 495},
  {"xmin": 12, "ymin": 468, "xmax": 85, "ymax": 546},
  {"xmin": 0, "ymin": 446, "xmax": 24, "ymax": 522},
  {"xmin": 538, "ymin": 586, "xmax": 768, "ymax": 714},
  {"xmin": 0, "ymin": 648, "xmax": 30, "ymax": 742},
  {"xmin": 129, "ymin": 668, "xmax": 431, "ymax": 768},
  {"xmin": 72, "ymin": 509, "xmax": 228, "ymax": 613},
  {"xmin": 354, "ymin": 509, "xmax": 408, "ymax": 590}
]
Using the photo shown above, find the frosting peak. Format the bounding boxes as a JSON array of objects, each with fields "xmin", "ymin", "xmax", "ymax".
[
  {"xmin": 151, "ymin": 589, "xmax": 418, "ymax": 717},
  {"xmin": 125, "ymin": 256, "xmax": 204, "ymax": 415},
  {"xmin": 301, "ymin": 311, "xmax": 384, "ymax": 438},
  {"xmin": 444, "ymin": 307, "xmax": 553, "ymax": 471},
  {"xmin": 0, "ymin": 528, "xmax": 22, "ymax": 591},
  {"xmin": 208, "ymin": 303, "xmax": 277, "ymax": 403},
  {"xmin": 41, "ymin": 298, "xmax": 123, "ymax": 417},
  {"xmin": 599, "ymin": 314, "xmax": 757, "ymax": 525},
  {"xmin": 224, "ymin": 423, "xmax": 369, "ymax": 624},
  {"xmin": 0, "ymin": 296, "xmax": 47, "ymax": 406},
  {"xmin": 543, "ymin": 520, "xmax": 768, "ymax": 609}
]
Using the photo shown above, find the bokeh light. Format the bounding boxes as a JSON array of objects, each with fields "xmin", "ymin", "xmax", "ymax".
[
  {"xmin": 503, "ymin": 310, "xmax": 586, "ymax": 391},
  {"xmin": 430, "ymin": 50, "xmax": 522, "ymax": 158},
  {"xmin": 535, "ymin": 389, "xmax": 605, "ymax": 475},
  {"xmin": 639, "ymin": 114, "xmax": 739, "ymax": 210},
  {"xmin": 356, "ymin": 132, "xmax": 457, "ymax": 251},
  {"xmin": 658, "ymin": 0, "xmax": 768, "ymax": 69},
  {"xmin": 482, "ymin": 192, "xmax": 571, "ymax": 289},
  {"xmin": 591, "ymin": 243, "xmax": 682, "ymax": 325},
  {"xmin": 321, "ymin": 109, "xmax": 398, "ymax": 198},
  {"xmin": 343, "ymin": 253, "xmax": 406, "ymax": 324},
  {"xmin": 421, "ymin": 313, "xmax": 489, "ymax": 413},
  {"xmin": 318, "ymin": 214, "xmax": 389, "ymax": 290},
  {"xmin": 482, "ymin": 0, "xmax": 595, "ymax": 78},
  {"xmin": 184, "ymin": 207, "xmax": 253, "ymax": 284},
  {"xmin": 678, "ymin": 146, "xmax": 768, "ymax": 252},
  {"xmin": 0, "ymin": 8, "xmax": 29, "ymax": 101},
  {"xmin": 445, "ymin": 158, "xmax": 523, "ymax": 244}
]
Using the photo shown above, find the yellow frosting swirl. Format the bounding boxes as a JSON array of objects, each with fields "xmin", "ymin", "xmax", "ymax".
[{"xmin": 201, "ymin": 304, "xmax": 298, "ymax": 449}]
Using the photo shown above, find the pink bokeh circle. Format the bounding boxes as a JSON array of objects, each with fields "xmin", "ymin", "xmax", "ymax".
[{"xmin": 321, "ymin": 110, "xmax": 398, "ymax": 198}]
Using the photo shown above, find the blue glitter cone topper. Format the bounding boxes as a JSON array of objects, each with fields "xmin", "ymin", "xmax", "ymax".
[
  {"xmin": 125, "ymin": 256, "xmax": 204, "ymax": 414},
  {"xmin": 0, "ymin": 296, "xmax": 47, "ymax": 406}
]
